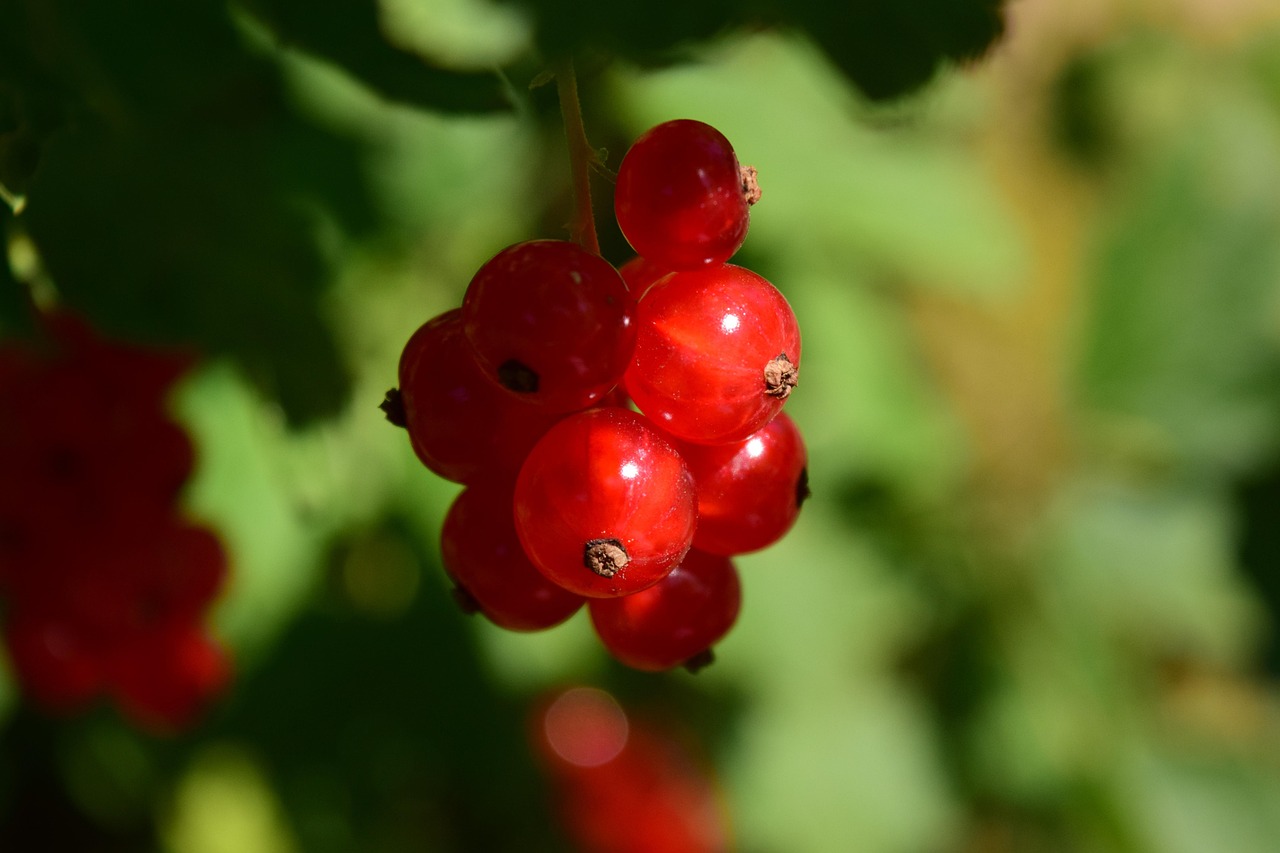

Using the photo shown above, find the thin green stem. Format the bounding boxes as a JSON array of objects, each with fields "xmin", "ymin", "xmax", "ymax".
[{"xmin": 553, "ymin": 59, "xmax": 600, "ymax": 255}]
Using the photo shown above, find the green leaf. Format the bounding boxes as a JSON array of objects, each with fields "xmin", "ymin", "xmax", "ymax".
[
  {"xmin": 511, "ymin": 0, "xmax": 1007, "ymax": 101},
  {"xmin": 239, "ymin": 0, "xmax": 511, "ymax": 114},
  {"xmin": 22, "ymin": 119, "xmax": 354, "ymax": 424},
  {"xmin": 3, "ymin": 0, "xmax": 389, "ymax": 424},
  {"xmin": 1078, "ymin": 123, "xmax": 1280, "ymax": 474},
  {"xmin": 790, "ymin": 0, "xmax": 1006, "ymax": 100}
]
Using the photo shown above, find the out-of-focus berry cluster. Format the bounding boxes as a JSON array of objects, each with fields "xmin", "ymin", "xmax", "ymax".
[{"xmin": 0, "ymin": 313, "xmax": 229, "ymax": 733}]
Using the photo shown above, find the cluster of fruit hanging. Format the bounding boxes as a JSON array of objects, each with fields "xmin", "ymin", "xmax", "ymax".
[
  {"xmin": 386, "ymin": 118, "xmax": 808, "ymax": 671},
  {"xmin": 0, "ymin": 312, "xmax": 229, "ymax": 732}
]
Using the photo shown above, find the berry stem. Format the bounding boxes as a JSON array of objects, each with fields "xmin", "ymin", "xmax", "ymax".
[{"xmin": 554, "ymin": 59, "xmax": 600, "ymax": 256}]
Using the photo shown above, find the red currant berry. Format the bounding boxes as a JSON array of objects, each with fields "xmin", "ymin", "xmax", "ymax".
[
  {"xmin": 49, "ymin": 521, "xmax": 224, "ymax": 643},
  {"xmin": 395, "ymin": 309, "xmax": 563, "ymax": 483},
  {"xmin": 108, "ymin": 623, "xmax": 230, "ymax": 733},
  {"xmin": 678, "ymin": 412, "xmax": 809, "ymax": 556},
  {"xmin": 4, "ymin": 604, "xmax": 103, "ymax": 711},
  {"xmin": 514, "ymin": 407, "xmax": 696, "ymax": 598},
  {"xmin": 461, "ymin": 240, "xmax": 636, "ymax": 412},
  {"xmin": 588, "ymin": 549, "xmax": 741, "ymax": 672},
  {"xmin": 441, "ymin": 480, "xmax": 585, "ymax": 631},
  {"xmin": 614, "ymin": 119, "xmax": 758, "ymax": 270},
  {"xmin": 624, "ymin": 264, "xmax": 800, "ymax": 445}
]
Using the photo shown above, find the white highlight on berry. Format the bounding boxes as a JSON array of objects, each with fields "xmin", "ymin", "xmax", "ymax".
[
  {"xmin": 620, "ymin": 461, "xmax": 640, "ymax": 479},
  {"xmin": 720, "ymin": 313, "xmax": 741, "ymax": 334}
]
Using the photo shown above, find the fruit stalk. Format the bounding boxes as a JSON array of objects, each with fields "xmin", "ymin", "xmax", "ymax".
[{"xmin": 553, "ymin": 59, "xmax": 600, "ymax": 255}]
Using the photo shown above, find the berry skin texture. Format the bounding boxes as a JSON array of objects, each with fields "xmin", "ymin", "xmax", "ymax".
[
  {"xmin": 461, "ymin": 240, "xmax": 636, "ymax": 412},
  {"xmin": 614, "ymin": 119, "xmax": 754, "ymax": 270},
  {"xmin": 514, "ymin": 407, "xmax": 696, "ymax": 598},
  {"xmin": 624, "ymin": 264, "xmax": 801, "ymax": 445},
  {"xmin": 588, "ymin": 549, "xmax": 741, "ymax": 672},
  {"xmin": 396, "ymin": 309, "xmax": 563, "ymax": 483},
  {"xmin": 441, "ymin": 481, "xmax": 584, "ymax": 631},
  {"xmin": 679, "ymin": 412, "xmax": 809, "ymax": 556}
]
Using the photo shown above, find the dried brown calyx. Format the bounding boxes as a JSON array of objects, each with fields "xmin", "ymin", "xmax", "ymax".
[
  {"xmin": 764, "ymin": 352, "xmax": 798, "ymax": 399},
  {"xmin": 740, "ymin": 165, "xmax": 762, "ymax": 206},
  {"xmin": 584, "ymin": 538, "xmax": 629, "ymax": 578}
]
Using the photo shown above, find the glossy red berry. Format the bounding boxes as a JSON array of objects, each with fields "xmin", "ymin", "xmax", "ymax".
[
  {"xmin": 588, "ymin": 549, "xmax": 741, "ymax": 672},
  {"xmin": 624, "ymin": 264, "xmax": 800, "ymax": 445},
  {"xmin": 514, "ymin": 407, "xmax": 696, "ymax": 598},
  {"xmin": 679, "ymin": 412, "xmax": 809, "ymax": 556},
  {"xmin": 441, "ymin": 480, "xmax": 584, "ymax": 631},
  {"xmin": 461, "ymin": 240, "xmax": 636, "ymax": 412},
  {"xmin": 395, "ymin": 309, "xmax": 563, "ymax": 483},
  {"xmin": 614, "ymin": 119, "xmax": 757, "ymax": 270}
]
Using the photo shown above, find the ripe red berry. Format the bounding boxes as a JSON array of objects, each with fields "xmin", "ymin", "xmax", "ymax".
[
  {"xmin": 461, "ymin": 240, "xmax": 636, "ymax": 412},
  {"xmin": 624, "ymin": 264, "xmax": 800, "ymax": 445},
  {"xmin": 395, "ymin": 309, "xmax": 563, "ymax": 483},
  {"xmin": 614, "ymin": 119, "xmax": 757, "ymax": 270},
  {"xmin": 514, "ymin": 407, "xmax": 696, "ymax": 598},
  {"xmin": 441, "ymin": 480, "xmax": 584, "ymax": 631},
  {"xmin": 678, "ymin": 412, "xmax": 809, "ymax": 556},
  {"xmin": 588, "ymin": 549, "xmax": 741, "ymax": 672}
]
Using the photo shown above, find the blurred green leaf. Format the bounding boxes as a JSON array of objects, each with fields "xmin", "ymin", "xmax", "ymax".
[
  {"xmin": 1078, "ymin": 63, "xmax": 1280, "ymax": 474},
  {"xmin": 202, "ymin": 520, "xmax": 567, "ymax": 853},
  {"xmin": 237, "ymin": 0, "xmax": 511, "ymax": 114},
  {"xmin": 614, "ymin": 35, "xmax": 1027, "ymax": 300},
  {"xmin": 1132, "ymin": 747, "xmax": 1280, "ymax": 853},
  {"xmin": 507, "ymin": 0, "xmax": 1006, "ymax": 101},
  {"xmin": 787, "ymin": 0, "xmax": 1005, "ymax": 101},
  {"xmin": 1048, "ymin": 480, "xmax": 1264, "ymax": 665},
  {"xmin": 3, "ymin": 0, "xmax": 384, "ymax": 424}
]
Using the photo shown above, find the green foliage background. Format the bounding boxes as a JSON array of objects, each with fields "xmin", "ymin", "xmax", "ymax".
[{"xmin": 3, "ymin": 0, "xmax": 1280, "ymax": 850}]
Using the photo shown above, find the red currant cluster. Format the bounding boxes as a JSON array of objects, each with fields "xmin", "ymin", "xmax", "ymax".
[
  {"xmin": 0, "ymin": 313, "xmax": 229, "ymax": 733},
  {"xmin": 385, "ymin": 119, "xmax": 807, "ymax": 671}
]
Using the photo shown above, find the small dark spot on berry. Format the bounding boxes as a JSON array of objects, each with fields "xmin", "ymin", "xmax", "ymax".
[
  {"xmin": 796, "ymin": 466, "xmax": 811, "ymax": 509},
  {"xmin": 380, "ymin": 388, "xmax": 407, "ymax": 427},
  {"xmin": 683, "ymin": 648, "xmax": 716, "ymax": 673},
  {"xmin": 498, "ymin": 359, "xmax": 539, "ymax": 394}
]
